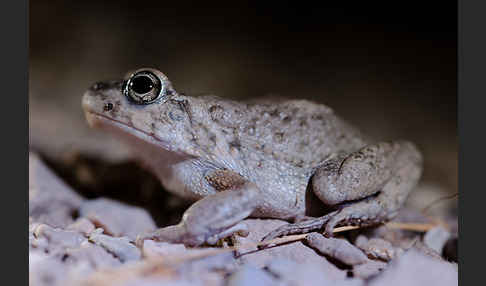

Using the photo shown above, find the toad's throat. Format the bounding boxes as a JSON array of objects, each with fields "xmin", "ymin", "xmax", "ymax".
[{"xmin": 84, "ymin": 111, "xmax": 190, "ymax": 158}]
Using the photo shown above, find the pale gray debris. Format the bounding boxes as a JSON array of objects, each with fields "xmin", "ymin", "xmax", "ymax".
[
  {"xmin": 34, "ymin": 224, "xmax": 87, "ymax": 250},
  {"xmin": 265, "ymin": 258, "xmax": 364, "ymax": 286},
  {"xmin": 29, "ymin": 152, "xmax": 84, "ymax": 228},
  {"xmin": 233, "ymin": 219, "xmax": 346, "ymax": 280},
  {"xmin": 64, "ymin": 240, "xmax": 122, "ymax": 268},
  {"xmin": 369, "ymin": 249, "xmax": 458, "ymax": 286},
  {"xmin": 186, "ymin": 272, "xmax": 225, "ymax": 286},
  {"xmin": 123, "ymin": 278, "xmax": 202, "ymax": 286},
  {"xmin": 354, "ymin": 235, "xmax": 395, "ymax": 261},
  {"xmin": 352, "ymin": 260, "xmax": 388, "ymax": 279},
  {"xmin": 166, "ymin": 271, "xmax": 225, "ymax": 286},
  {"xmin": 29, "ymin": 223, "xmax": 49, "ymax": 251},
  {"xmin": 423, "ymin": 226, "xmax": 451, "ymax": 254},
  {"xmin": 67, "ymin": 217, "xmax": 96, "ymax": 236},
  {"xmin": 30, "ymin": 250, "xmax": 69, "ymax": 286},
  {"xmin": 79, "ymin": 197, "xmax": 156, "ymax": 241},
  {"xmin": 142, "ymin": 240, "xmax": 187, "ymax": 258},
  {"xmin": 88, "ymin": 229, "xmax": 141, "ymax": 262},
  {"xmin": 412, "ymin": 240, "xmax": 444, "ymax": 260},
  {"xmin": 62, "ymin": 261, "xmax": 95, "ymax": 286},
  {"xmin": 305, "ymin": 233, "xmax": 369, "ymax": 266},
  {"xmin": 176, "ymin": 247, "xmax": 237, "ymax": 275},
  {"xmin": 227, "ymin": 265, "xmax": 279, "ymax": 286}
]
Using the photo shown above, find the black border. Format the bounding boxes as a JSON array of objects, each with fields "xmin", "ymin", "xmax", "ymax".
[
  {"xmin": 459, "ymin": 0, "xmax": 486, "ymax": 284},
  {"xmin": 3, "ymin": 0, "xmax": 28, "ymax": 283}
]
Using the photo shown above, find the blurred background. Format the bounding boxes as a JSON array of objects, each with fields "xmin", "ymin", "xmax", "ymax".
[{"xmin": 29, "ymin": 1, "xmax": 457, "ymax": 222}]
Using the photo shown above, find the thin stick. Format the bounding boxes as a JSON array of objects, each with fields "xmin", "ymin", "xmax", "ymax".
[
  {"xmin": 421, "ymin": 192, "xmax": 458, "ymax": 215},
  {"xmin": 333, "ymin": 225, "xmax": 361, "ymax": 233},
  {"xmin": 384, "ymin": 222, "xmax": 437, "ymax": 232}
]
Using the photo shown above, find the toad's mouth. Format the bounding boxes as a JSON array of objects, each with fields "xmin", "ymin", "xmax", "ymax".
[{"xmin": 84, "ymin": 111, "xmax": 187, "ymax": 156}]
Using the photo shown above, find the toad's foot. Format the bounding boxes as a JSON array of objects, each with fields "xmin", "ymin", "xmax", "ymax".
[
  {"xmin": 262, "ymin": 140, "xmax": 422, "ymax": 243},
  {"xmin": 135, "ymin": 221, "xmax": 250, "ymax": 248},
  {"xmin": 261, "ymin": 211, "xmax": 338, "ymax": 242},
  {"xmin": 260, "ymin": 198, "xmax": 393, "ymax": 243},
  {"xmin": 136, "ymin": 179, "xmax": 261, "ymax": 248}
]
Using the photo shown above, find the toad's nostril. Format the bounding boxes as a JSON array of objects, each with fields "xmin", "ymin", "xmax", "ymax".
[{"xmin": 103, "ymin": 102, "xmax": 114, "ymax": 111}]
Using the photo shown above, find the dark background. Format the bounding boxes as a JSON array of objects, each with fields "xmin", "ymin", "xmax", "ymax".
[{"xmin": 29, "ymin": 1, "xmax": 457, "ymax": 215}]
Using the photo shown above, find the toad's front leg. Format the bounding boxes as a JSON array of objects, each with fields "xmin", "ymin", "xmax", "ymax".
[
  {"xmin": 262, "ymin": 140, "xmax": 422, "ymax": 242},
  {"xmin": 136, "ymin": 170, "xmax": 261, "ymax": 247}
]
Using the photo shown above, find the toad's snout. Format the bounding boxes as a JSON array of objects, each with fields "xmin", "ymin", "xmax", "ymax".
[
  {"xmin": 82, "ymin": 92, "xmax": 104, "ymax": 127},
  {"xmin": 82, "ymin": 80, "xmax": 123, "ymax": 127},
  {"xmin": 82, "ymin": 80, "xmax": 124, "ymax": 112}
]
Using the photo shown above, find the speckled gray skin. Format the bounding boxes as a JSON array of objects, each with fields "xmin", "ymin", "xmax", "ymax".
[{"xmin": 82, "ymin": 68, "xmax": 423, "ymax": 247}]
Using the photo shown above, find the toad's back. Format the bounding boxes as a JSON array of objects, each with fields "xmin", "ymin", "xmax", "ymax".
[{"xmin": 196, "ymin": 96, "xmax": 370, "ymax": 171}]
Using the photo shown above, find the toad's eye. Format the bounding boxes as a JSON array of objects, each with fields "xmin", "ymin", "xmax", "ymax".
[{"xmin": 124, "ymin": 71, "xmax": 164, "ymax": 104}]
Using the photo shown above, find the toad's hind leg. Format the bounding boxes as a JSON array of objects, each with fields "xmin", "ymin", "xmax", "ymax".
[{"xmin": 262, "ymin": 141, "xmax": 422, "ymax": 242}]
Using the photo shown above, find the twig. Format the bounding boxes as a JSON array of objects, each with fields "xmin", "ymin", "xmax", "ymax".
[
  {"xmin": 384, "ymin": 222, "xmax": 437, "ymax": 232},
  {"xmin": 421, "ymin": 192, "xmax": 458, "ymax": 215}
]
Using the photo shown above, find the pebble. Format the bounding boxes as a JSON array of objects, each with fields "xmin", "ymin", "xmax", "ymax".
[
  {"xmin": 265, "ymin": 258, "xmax": 362, "ymax": 286},
  {"xmin": 227, "ymin": 265, "xmax": 279, "ymax": 286},
  {"xmin": 176, "ymin": 247, "xmax": 237, "ymax": 275},
  {"xmin": 34, "ymin": 224, "xmax": 87, "ymax": 250},
  {"xmin": 423, "ymin": 226, "xmax": 451, "ymax": 254},
  {"xmin": 79, "ymin": 198, "xmax": 156, "ymax": 241},
  {"xmin": 355, "ymin": 235, "xmax": 395, "ymax": 261},
  {"xmin": 305, "ymin": 233, "xmax": 369, "ymax": 266},
  {"xmin": 369, "ymin": 249, "xmax": 458, "ymax": 286},
  {"xmin": 29, "ymin": 227, "xmax": 49, "ymax": 251},
  {"xmin": 412, "ymin": 241, "xmax": 444, "ymax": 260},
  {"xmin": 352, "ymin": 260, "xmax": 388, "ymax": 279},
  {"xmin": 88, "ymin": 229, "xmax": 141, "ymax": 262},
  {"xmin": 64, "ymin": 241, "xmax": 122, "ymax": 268},
  {"xmin": 29, "ymin": 251, "xmax": 69, "ymax": 286},
  {"xmin": 142, "ymin": 240, "xmax": 188, "ymax": 258},
  {"xmin": 29, "ymin": 152, "xmax": 84, "ymax": 228},
  {"xmin": 67, "ymin": 217, "xmax": 96, "ymax": 236},
  {"xmin": 233, "ymin": 219, "xmax": 346, "ymax": 280}
]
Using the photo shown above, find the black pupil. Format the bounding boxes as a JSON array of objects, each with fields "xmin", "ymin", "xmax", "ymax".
[{"xmin": 131, "ymin": 75, "xmax": 154, "ymax": 94}]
